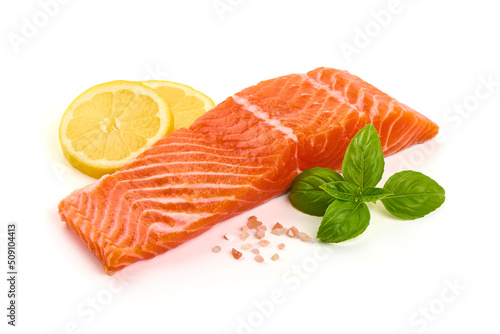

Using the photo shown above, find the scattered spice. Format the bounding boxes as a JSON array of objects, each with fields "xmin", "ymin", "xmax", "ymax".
[
  {"xmin": 271, "ymin": 253, "xmax": 279, "ymax": 261},
  {"xmin": 212, "ymin": 246, "xmax": 221, "ymax": 253},
  {"xmin": 277, "ymin": 243, "xmax": 285, "ymax": 250},
  {"xmin": 231, "ymin": 248, "xmax": 242, "ymax": 260}
]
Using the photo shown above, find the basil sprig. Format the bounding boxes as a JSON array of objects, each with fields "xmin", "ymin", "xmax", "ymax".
[{"xmin": 289, "ymin": 124, "xmax": 445, "ymax": 243}]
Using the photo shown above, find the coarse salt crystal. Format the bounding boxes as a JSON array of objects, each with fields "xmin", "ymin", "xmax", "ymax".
[
  {"xmin": 298, "ymin": 231, "xmax": 312, "ymax": 242},
  {"xmin": 241, "ymin": 231, "xmax": 249, "ymax": 241},
  {"xmin": 251, "ymin": 249, "xmax": 260, "ymax": 255},
  {"xmin": 224, "ymin": 233, "xmax": 233, "ymax": 241},
  {"xmin": 277, "ymin": 243, "xmax": 285, "ymax": 250},
  {"xmin": 272, "ymin": 222, "xmax": 283, "ymax": 230},
  {"xmin": 287, "ymin": 226, "xmax": 299, "ymax": 238},
  {"xmin": 271, "ymin": 228, "xmax": 283, "ymax": 236},
  {"xmin": 241, "ymin": 243, "xmax": 252, "ymax": 251},
  {"xmin": 271, "ymin": 253, "xmax": 279, "ymax": 261},
  {"xmin": 256, "ymin": 229, "xmax": 266, "ymax": 239},
  {"xmin": 247, "ymin": 216, "xmax": 263, "ymax": 229},
  {"xmin": 271, "ymin": 223, "xmax": 285, "ymax": 236},
  {"xmin": 231, "ymin": 248, "xmax": 242, "ymax": 260},
  {"xmin": 254, "ymin": 255, "xmax": 264, "ymax": 263},
  {"xmin": 212, "ymin": 246, "xmax": 221, "ymax": 253},
  {"xmin": 259, "ymin": 239, "xmax": 271, "ymax": 247}
]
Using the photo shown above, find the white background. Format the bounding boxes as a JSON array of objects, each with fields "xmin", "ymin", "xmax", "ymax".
[{"xmin": 1, "ymin": 0, "xmax": 499, "ymax": 333}]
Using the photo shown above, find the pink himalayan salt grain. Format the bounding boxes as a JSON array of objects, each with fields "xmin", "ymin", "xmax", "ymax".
[
  {"xmin": 272, "ymin": 222, "xmax": 283, "ymax": 230},
  {"xmin": 287, "ymin": 226, "xmax": 299, "ymax": 238},
  {"xmin": 277, "ymin": 243, "xmax": 285, "ymax": 250},
  {"xmin": 240, "ymin": 231, "xmax": 249, "ymax": 241},
  {"xmin": 259, "ymin": 239, "xmax": 271, "ymax": 247},
  {"xmin": 271, "ymin": 222, "xmax": 284, "ymax": 236},
  {"xmin": 271, "ymin": 228, "xmax": 283, "ymax": 236},
  {"xmin": 257, "ymin": 224, "xmax": 267, "ymax": 231},
  {"xmin": 224, "ymin": 233, "xmax": 233, "ymax": 241},
  {"xmin": 254, "ymin": 255, "xmax": 264, "ymax": 263},
  {"xmin": 241, "ymin": 243, "xmax": 252, "ymax": 251},
  {"xmin": 231, "ymin": 248, "xmax": 242, "ymax": 260},
  {"xmin": 271, "ymin": 253, "xmax": 279, "ymax": 261},
  {"xmin": 247, "ymin": 216, "xmax": 263, "ymax": 229},
  {"xmin": 298, "ymin": 231, "xmax": 312, "ymax": 242},
  {"xmin": 241, "ymin": 226, "xmax": 249, "ymax": 232},
  {"xmin": 212, "ymin": 246, "xmax": 221, "ymax": 253},
  {"xmin": 251, "ymin": 249, "xmax": 260, "ymax": 255},
  {"xmin": 255, "ymin": 229, "xmax": 266, "ymax": 239}
]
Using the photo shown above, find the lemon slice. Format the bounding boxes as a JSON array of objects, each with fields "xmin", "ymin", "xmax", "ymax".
[
  {"xmin": 59, "ymin": 80, "xmax": 173, "ymax": 178},
  {"xmin": 141, "ymin": 81, "xmax": 215, "ymax": 130}
]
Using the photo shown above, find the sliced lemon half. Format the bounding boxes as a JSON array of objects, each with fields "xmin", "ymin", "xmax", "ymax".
[
  {"xmin": 59, "ymin": 80, "xmax": 173, "ymax": 178},
  {"xmin": 141, "ymin": 80, "xmax": 215, "ymax": 130}
]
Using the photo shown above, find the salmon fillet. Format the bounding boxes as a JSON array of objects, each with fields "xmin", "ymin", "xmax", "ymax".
[{"xmin": 58, "ymin": 67, "xmax": 439, "ymax": 274}]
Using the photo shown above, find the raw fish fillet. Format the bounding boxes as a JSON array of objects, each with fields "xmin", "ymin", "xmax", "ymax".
[{"xmin": 58, "ymin": 67, "xmax": 439, "ymax": 274}]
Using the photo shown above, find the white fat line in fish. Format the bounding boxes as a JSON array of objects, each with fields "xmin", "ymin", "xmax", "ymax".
[
  {"xmin": 231, "ymin": 95, "xmax": 298, "ymax": 142},
  {"xmin": 120, "ymin": 183, "xmax": 263, "ymax": 197},
  {"xmin": 112, "ymin": 182, "xmax": 256, "ymax": 207},
  {"xmin": 99, "ymin": 163, "xmax": 270, "ymax": 195},
  {"xmin": 152, "ymin": 134, "xmax": 267, "ymax": 151},
  {"xmin": 121, "ymin": 160, "xmax": 269, "ymax": 177},
  {"xmin": 111, "ymin": 183, "xmax": 262, "ymax": 224},
  {"xmin": 301, "ymin": 73, "xmax": 362, "ymax": 114},
  {"xmin": 118, "ymin": 209, "xmax": 216, "ymax": 244},
  {"xmin": 131, "ymin": 149, "xmax": 265, "ymax": 164},
  {"xmin": 146, "ymin": 211, "xmax": 215, "ymax": 234},
  {"xmin": 122, "ymin": 195, "xmax": 257, "ymax": 242},
  {"xmin": 151, "ymin": 141, "xmax": 243, "ymax": 153},
  {"xmin": 97, "ymin": 176, "xmax": 274, "ymax": 232},
  {"xmin": 96, "ymin": 168, "xmax": 263, "ymax": 206},
  {"xmin": 133, "ymin": 195, "xmax": 237, "ymax": 205},
  {"xmin": 307, "ymin": 71, "xmax": 397, "ymax": 122}
]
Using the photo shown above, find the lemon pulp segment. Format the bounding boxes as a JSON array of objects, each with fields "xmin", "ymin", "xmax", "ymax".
[
  {"xmin": 59, "ymin": 81, "xmax": 173, "ymax": 178},
  {"xmin": 141, "ymin": 81, "xmax": 215, "ymax": 130}
]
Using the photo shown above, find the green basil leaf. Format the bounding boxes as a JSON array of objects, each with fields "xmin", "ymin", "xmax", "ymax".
[
  {"xmin": 289, "ymin": 167, "xmax": 344, "ymax": 216},
  {"xmin": 360, "ymin": 186, "xmax": 393, "ymax": 203},
  {"xmin": 342, "ymin": 124, "xmax": 384, "ymax": 190},
  {"xmin": 381, "ymin": 171, "xmax": 445, "ymax": 220},
  {"xmin": 320, "ymin": 181, "xmax": 360, "ymax": 202},
  {"xmin": 316, "ymin": 200, "xmax": 370, "ymax": 243}
]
